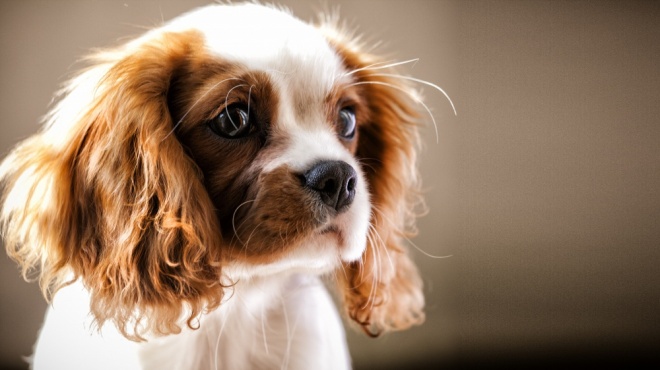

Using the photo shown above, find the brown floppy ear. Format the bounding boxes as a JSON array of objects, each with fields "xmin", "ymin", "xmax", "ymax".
[
  {"xmin": 333, "ymin": 44, "xmax": 426, "ymax": 336},
  {"xmin": 0, "ymin": 31, "xmax": 224, "ymax": 340}
]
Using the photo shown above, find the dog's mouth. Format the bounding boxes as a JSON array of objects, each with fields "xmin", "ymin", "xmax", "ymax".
[
  {"xmin": 319, "ymin": 224, "xmax": 340, "ymax": 235},
  {"xmin": 219, "ymin": 161, "xmax": 370, "ymax": 266},
  {"xmin": 319, "ymin": 225, "xmax": 346, "ymax": 249}
]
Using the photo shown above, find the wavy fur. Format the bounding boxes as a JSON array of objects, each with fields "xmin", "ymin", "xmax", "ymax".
[
  {"xmin": 1, "ymin": 31, "xmax": 225, "ymax": 340},
  {"xmin": 1, "ymin": 3, "xmax": 430, "ymax": 368}
]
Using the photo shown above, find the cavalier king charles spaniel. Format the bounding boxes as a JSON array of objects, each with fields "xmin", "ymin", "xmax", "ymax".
[{"xmin": 1, "ymin": 3, "xmax": 437, "ymax": 369}]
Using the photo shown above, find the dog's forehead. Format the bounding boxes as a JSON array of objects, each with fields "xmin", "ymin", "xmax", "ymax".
[{"xmin": 166, "ymin": 4, "xmax": 344, "ymax": 94}]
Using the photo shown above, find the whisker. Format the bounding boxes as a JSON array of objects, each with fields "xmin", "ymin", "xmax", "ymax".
[
  {"xmin": 370, "ymin": 225, "xmax": 385, "ymax": 310},
  {"xmin": 404, "ymin": 235, "xmax": 454, "ymax": 259},
  {"xmin": 369, "ymin": 249, "xmax": 380, "ymax": 312},
  {"xmin": 231, "ymin": 199, "xmax": 256, "ymax": 245},
  {"xmin": 225, "ymin": 84, "xmax": 249, "ymax": 130},
  {"xmin": 344, "ymin": 58, "xmax": 419, "ymax": 77},
  {"xmin": 359, "ymin": 228, "xmax": 372, "ymax": 285},
  {"xmin": 349, "ymin": 80, "xmax": 440, "ymax": 144},
  {"xmin": 368, "ymin": 212, "xmax": 395, "ymax": 272},
  {"xmin": 243, "ymin": 221, "xmax": 265, "ymax": 253},
  {"xmin": 357, "ymin": 229, "xmax": 373, "ymax": 290},
  {"xmin": 355, "ymin": 157, "xmax": 381, "ymax": 174},
  {"xmin": 369, "ymin": 73, "xmax": 457, "ymax": 117},
  {"xmin": 361, "ymin": 224, "xmax": 382, "ymax": 311},
  {"xmin": 247, "ymin": 85, "xmax": 254, "ymax": 118},
  {"xmin": 371, "ymin": 206, "xmax": 453, "ymax": 259}
]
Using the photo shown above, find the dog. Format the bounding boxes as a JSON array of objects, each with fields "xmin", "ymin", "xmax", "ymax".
[{"xmin": 1, "ymin": 3, "xmax": 429, "ymax": 369}]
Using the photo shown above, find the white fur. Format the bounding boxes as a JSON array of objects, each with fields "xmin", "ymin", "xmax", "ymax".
[
  {"xmin": 33, "ymin": 276, "xmax": 349, "ymax": 370},
  {"xmin": 27, "ymin": 4, "xmax": 369, "ymax": 370}
]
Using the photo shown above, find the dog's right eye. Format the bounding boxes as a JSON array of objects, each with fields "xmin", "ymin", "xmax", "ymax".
[
  {"xmin": 208, "ymin": 104, "xmax": 253, "ymax": 139},
  {"xmin": 337, "ymin": 107, "xmax": 356, "ymax": 140}
]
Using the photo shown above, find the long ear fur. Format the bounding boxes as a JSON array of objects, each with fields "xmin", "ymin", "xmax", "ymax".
[
  {"xmin": 0, "ymin": 31, "xmax": 224, "ymax": 340},
  {"xmin": 328, "ymin": 34, "xmax": 426, "ymax": 337}
]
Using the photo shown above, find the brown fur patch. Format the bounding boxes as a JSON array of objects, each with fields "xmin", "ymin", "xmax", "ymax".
[
  {"xmin": 226, "ymin": 166, "xmax": 329, "ymax": 264},
  {"xmin": 170, "ymin": 66, "xmax": 280, "ymax": 240},
  {"xmin": 1, "ymin": 31, "xmax": 228, "ymax": 339}
]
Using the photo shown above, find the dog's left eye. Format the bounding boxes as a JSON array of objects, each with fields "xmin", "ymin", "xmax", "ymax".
[
  {"xmin": 337, "ymin": 107, "xmax": 356, "ymax": 139},
  {"xmin": 208, "ymin": 104, "xmax": 253, "ymax": 139}
]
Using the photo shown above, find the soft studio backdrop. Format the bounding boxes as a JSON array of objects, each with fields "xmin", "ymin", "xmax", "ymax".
[{"xmin": 0, "ymin": 1, "xmax": 658, "ymax": 369}]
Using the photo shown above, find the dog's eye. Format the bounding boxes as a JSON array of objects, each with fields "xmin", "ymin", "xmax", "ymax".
[
  {"xmin": 337, "ymin": 107, "xmax": 356, "ymax": 139},
  {"xmin": 209, "ymin": 104, "xmax": 252, "ymax": 139}
]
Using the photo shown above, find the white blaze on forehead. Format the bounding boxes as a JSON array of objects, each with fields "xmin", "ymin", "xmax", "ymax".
[{"xmin": 165, "ymin": 4, "xmax": 344, "ymax": 98}]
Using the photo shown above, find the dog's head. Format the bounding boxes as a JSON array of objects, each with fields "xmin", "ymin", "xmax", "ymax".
[{"xmin": 1, "ymin": 4, "xmax": 425, "ymax": 339}]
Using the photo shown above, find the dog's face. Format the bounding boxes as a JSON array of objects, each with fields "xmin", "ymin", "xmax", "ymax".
[
  {"xmin": 166, "ymin": 6, "xmax": 371, "ymax": 276},
  {"xmin": 1, "ymin": 4, "xmax": 425, "ymax": 339}
]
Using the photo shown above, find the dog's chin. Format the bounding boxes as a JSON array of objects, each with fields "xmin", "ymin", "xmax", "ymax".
[
  {"xmin": 225, "ymin": 215, "xmax": 368, "ymax": 281},
  {"xmin": 316, "ymin": 222, "xmax": 368, "ymax": 264}
]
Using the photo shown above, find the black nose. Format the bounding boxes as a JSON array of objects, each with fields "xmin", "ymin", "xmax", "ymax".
[{"xmin": 303, "ymin": 160, "xmax": 357, "ymax": 213}]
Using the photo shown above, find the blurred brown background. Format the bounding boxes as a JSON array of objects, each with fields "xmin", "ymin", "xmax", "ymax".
[{"xmin": 1, "ymin": 1, "xmax": 658, "ymax": 369}]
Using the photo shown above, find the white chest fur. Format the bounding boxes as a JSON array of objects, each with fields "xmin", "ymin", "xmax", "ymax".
[{"xmin": 31, "ymin": 274, "xmax": 350, "ymax": 370}]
